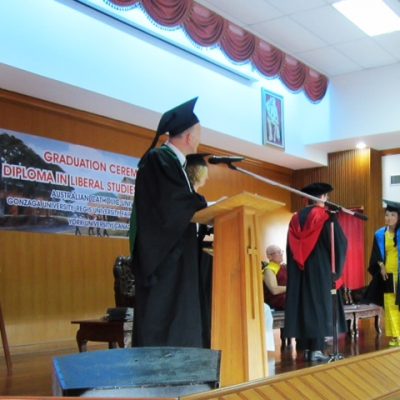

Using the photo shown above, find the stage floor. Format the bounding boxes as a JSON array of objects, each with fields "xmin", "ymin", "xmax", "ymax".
[{"xmin": 0, "ymin": 318, "xmax": 391, "ymax": 396}]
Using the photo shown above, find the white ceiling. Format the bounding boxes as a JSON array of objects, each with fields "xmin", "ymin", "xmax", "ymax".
[
  {"xmin": 2, "ymin": 0, "xmax": 400, "ymax": 169},
  {"xmin": 196, "ymin": 0, "xmax": 400, "ymax": 77},
  {"xmin": 189, "ymin": 0, "xmax": 400, "ymax": 159}
]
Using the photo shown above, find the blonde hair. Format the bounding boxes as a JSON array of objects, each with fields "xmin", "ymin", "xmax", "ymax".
[{"xmin": 186, "ymin": 164, "xmax": 208, "ymax": 189}]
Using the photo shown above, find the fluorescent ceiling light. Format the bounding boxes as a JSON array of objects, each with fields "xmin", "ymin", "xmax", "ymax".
[
  {"xmin": 333, "ymin": 0, "xmax": 400, "ymax": 36},
  {"xmin": 356, "ymin": 141, "xmax": 367, "ymax": 149}
]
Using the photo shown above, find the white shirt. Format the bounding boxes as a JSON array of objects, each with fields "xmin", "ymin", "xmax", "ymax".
[
  {"xmin": 165, "ymin": 142, "xmax": 186, "ymax": 167},
  {"xmin": 165, "ymin": 142, "xmax": 192, "ymax": 192}
]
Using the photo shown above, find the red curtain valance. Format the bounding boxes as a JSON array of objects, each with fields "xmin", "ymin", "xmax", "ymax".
[
  {"xmin": 109, "ymin": 0, "xmax": 140, "ymax": 6},
  {"xmin": 141, "ymin": 0, "xmax": 191, "ymax": 26},
  {"xmin": 252, "ymin": 39, "xmax": 283, "ymax": 78},
  {"xmin": 184, "ymin": 4, "xmax": 224, "ymax": 46},
  {"xmin": 108, "ymin": 0, "xmax": 328, "ymax": 101},
  {"xmin": 280, "ymin": 55, "xmax": 307, "ymax": 93},
  {"xmin": 220, "ymin": 23, "xmax": 255, "ymax": 63},
  {"xmin": 304, "ymin": 68, "xmax": 328, "ymax": 103}
]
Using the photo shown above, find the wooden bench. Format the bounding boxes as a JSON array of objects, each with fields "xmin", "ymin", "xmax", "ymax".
[
  {"xmin": 345, "ymin": 303, "xmax": 383, "ymax": 337},
  {"xmin": 71, "ymin": 318, "xmax": 133, "ymax": 352},
  {"xmin": 272, "ymin": 303, "xmax": 382, "ymax": 346}
]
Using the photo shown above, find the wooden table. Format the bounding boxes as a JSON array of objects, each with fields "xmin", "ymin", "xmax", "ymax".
[{"xmin": 71, "ymin": 319, "xmax": 133, "ymax": 352}]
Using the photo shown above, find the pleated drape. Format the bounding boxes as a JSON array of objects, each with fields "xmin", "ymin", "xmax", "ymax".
[{"xmin": 108, "ymin": 0, "xmax": 329, "ymax": 101}]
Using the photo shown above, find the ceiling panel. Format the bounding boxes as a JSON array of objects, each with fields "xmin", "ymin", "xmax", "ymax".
[
  {"xmin": 291, "ymin": 5, "xmax": 366, "ymax": 44},
  {"xmin": 195, "ymin": 0, "xmax": 282, "ymax": 25},
  {"xmin": 384, "ymin": 0, "xmax": 400, "ymax": 16},
  {"xmin": 250, "ymin": 16, "xmax": 326, "ymax": 54},
  {"xmin": 298, "ymin": 46, "xmax": 361, "ymax": 76},
  {"xmin": 194, "ymin": 0, "xmax": 400, "ymax": 77},
  {"xmin": 374, "ymin": 32, "xmax": 400, "ymax": 59},
  {"xmin": 335, "ymin": 38, "xmax": 398, "ymax": 69},
  {"xmin": 264, "ymin": 0, "xmax": 326, "ymax": 14}
]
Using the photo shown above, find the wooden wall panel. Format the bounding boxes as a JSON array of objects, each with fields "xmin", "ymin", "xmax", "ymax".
[
  {"xmin": 292, "ymin": 148, "xmax": 383, "ymax": 283},
  {"xmin": 0, "ymin": 232, "xmax": 128, "ymax": 345},
  {"xmin": 0, "ymin": 89, "xmax": 293, "ymax": 349}
]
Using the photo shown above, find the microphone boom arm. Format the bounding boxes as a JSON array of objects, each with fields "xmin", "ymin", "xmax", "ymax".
[{"xmin": 228, "ymin": 164, "xmax": 367, "ymax": 221}]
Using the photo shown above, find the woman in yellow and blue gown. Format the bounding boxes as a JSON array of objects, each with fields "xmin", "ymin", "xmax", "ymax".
[{"xmin": 364, "ymin": 200, "xmax": 400, "ymax": 346}]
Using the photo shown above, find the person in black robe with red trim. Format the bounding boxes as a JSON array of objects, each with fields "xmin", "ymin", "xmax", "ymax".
[
  {"xmin": 284, "ymin": 182, "xmax": 348, "ymax": 362},
  {"xmin": 129, "ymin": 98, "xmax": 208, "ymax": 347}
]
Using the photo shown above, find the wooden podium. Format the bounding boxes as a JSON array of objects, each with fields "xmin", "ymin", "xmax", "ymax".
[{"xmin": 193, "ymin": 192, "xmax": 284, "ymax": 387}]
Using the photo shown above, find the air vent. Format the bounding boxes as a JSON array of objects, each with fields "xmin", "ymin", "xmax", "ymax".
[{"xmin": 390, "ymin": 175, "xmax": 400, "ymax": 185}]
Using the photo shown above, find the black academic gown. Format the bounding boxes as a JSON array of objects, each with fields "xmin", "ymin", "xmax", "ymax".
[
  {"xmin": 131, "ymin": 146, "xmax": 207, "ymax": 347},
  {"xmin": 363, "ymin": 231, "xmax": 386, "ymax": 307},
  {"xmin": 363, "ymin": 227, "xmax": 400, "ymax": 308},
  {"xmin": 284, "ymin": 206, "xmax": 348, "ymax": 341}
]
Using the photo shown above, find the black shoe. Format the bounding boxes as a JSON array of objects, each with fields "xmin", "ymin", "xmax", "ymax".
[{"xmin": 309, "ymin": 350, "xmax": 329, "ymax": 362}]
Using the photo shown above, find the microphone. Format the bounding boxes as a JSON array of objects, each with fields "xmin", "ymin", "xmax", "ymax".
[{"xmin": 208, "ymin": 156, "xmax": 245, "ymax": 165}]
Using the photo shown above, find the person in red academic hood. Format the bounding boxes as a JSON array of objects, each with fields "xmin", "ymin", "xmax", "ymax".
[{"xmin": 284, "ymin": 182, "xmax": 348, "ymax": 362}]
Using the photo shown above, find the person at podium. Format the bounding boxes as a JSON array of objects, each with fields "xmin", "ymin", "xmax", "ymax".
[
  {"xmin": 185, "ymin": 153, "xmax": 213, "ymax": 348},
  {"xmin": 284, "ymin": 182, "xmax": 348, "ymax": 362},
  {"xmin": 129, "ymin": 98, "xmax": 208, "ymax": 347}
]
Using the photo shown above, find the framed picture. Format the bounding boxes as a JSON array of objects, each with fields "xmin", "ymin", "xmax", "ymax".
[{"xmin": 261, "ymin": 89, "xmax": 284, "ymax": 149}]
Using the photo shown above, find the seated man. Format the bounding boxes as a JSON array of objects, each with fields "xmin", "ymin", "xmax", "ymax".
[{"xmin": 262, "ymin": 244, "xmax": 287, "ymax": 311}]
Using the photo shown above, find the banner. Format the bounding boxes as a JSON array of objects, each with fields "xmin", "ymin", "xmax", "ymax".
[{"xmin": 0, "ymin": 129, "xmax": 138, "ymax": 238}]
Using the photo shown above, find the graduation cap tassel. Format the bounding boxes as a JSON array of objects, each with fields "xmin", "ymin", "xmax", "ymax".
[{"xmin": 138, "ymin": 133, "xmax": 161, "ymax": 167}]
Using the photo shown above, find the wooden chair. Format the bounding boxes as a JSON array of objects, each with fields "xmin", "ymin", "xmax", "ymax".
[
  {"xmin": 71, "ymin": 256, "xmax": 135, "ymax": 351},
  {"xmin": 0, "ymin": 302, "xmax": 12, "ymax": 374},
  {"xmin": 113, "ymin": 255, "xmax": 135, "ymax": 308}
]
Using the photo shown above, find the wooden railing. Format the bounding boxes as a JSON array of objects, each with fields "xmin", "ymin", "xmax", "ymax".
[{"xmin": 182, "ymin": 348, "xmax": 400, "ymax": 400}]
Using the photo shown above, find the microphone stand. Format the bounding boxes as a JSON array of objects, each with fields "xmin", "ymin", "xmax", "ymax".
[
  {"xmin": 223, "ymin": 162, "xmax": 367, "ymax": 362},
  {"xmin": 227, "ymin": 163, "xmax": 367, "ymax": 221},
  {"xmin": 327, "ymin": 209, "xmax": 344, "ymax": 362}
]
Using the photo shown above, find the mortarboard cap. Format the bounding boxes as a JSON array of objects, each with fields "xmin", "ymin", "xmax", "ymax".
[
  {"xmin": 157, "ymin": 97, "xmax": 199, "ymax": 137},
  {"xmin": 139, "ymin": 97, "xmax": 200, "ymax": 165},
  {"xmin": 185, "ymin": 153, "xmax": 210, "ymax": 168},
  {"xmin": 301, "ymin": 182, "xmax": 333, "ymax": 197},
  {"xmin": 383, "ymin": 199, "xmax": 400, "ymax": 213}
]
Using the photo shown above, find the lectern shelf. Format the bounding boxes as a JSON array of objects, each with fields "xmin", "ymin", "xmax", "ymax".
[{"xmin": 192, "ymin": 191, "xmax": 285, "ymax": 225}]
